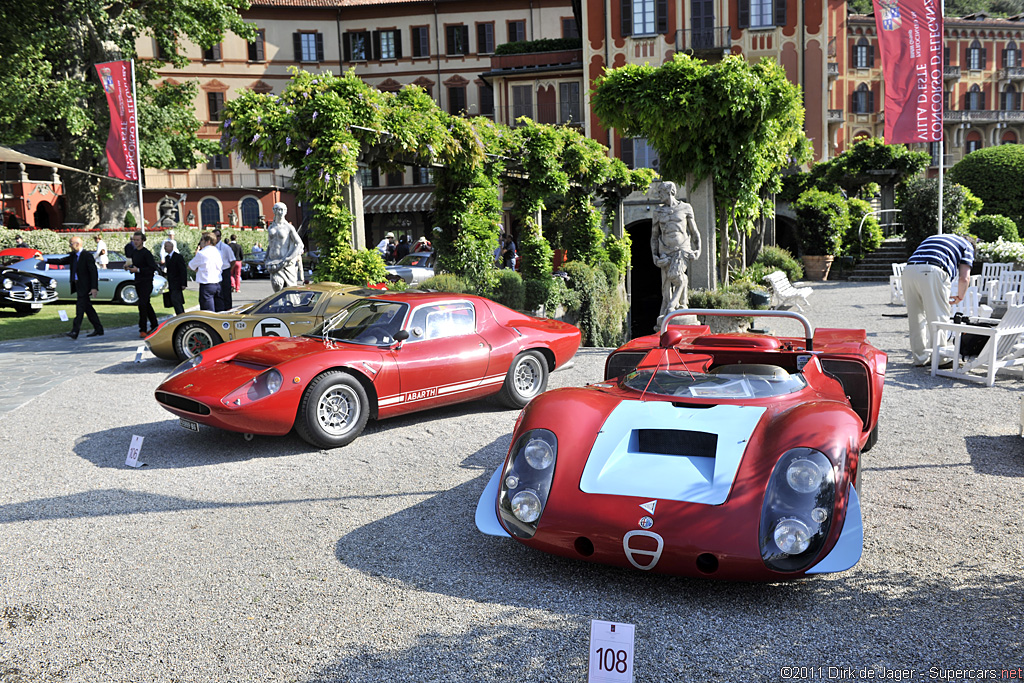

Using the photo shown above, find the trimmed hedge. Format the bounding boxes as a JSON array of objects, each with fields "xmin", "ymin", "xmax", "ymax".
[
  {"xmin": 949, "ymin": 145, "xmax": 1024, "ymax": 232},
  {"xmin": 967, "ymin": 214, "xmax": 1020, "ymax": 243},
  {"xmin": 794, "ymin": 189, "xmax": 848, "ymax": 256},
  {"xmin": 752, "ymin": 245, "xmax": 803, "ymax": 282}
]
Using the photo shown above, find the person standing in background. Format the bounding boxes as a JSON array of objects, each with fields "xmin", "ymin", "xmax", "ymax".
[
  {"xmin": 161, "ymin": 241, "xmax": 188, "ymax": 315},
  {"xmin": 229, "ymin": 234, "xmax": 244, "ymax": 293},
  {"xmin": 126, "ymin": 231, "xmax": 159, "ymax": 337},
  {"xmin": 93, "ymin": 234, "xmax": 109, "ymax": 269},
  {"xmin": 47, "ymin": 236, "xmax": 102, "ymax": 339},
  {"xmin": 212, "ymin": 229, "xmax": 236, "ymax": 310},
  {"xmin": 188, "ymin": 233, "xmax": 223, "ymax": 312}
]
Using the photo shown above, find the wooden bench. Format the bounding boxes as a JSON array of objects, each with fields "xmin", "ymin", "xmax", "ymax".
[{"xmin": 763, "ymin": 271, "xmax": 813, "ymax": 311}]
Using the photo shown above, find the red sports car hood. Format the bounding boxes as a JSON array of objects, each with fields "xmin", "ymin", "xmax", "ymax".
[{"xmin": 230, "ymin": 336, "xmax": 347, "ymax": 366}]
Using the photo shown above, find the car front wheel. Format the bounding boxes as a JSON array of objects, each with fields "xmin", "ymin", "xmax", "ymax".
[
  {"xmin": 173, "ymin": 322, "xmax": 220, "ymax": 360},
  {"xmin": 498, "ymin": 350, "xmax": 549, "ymax": 408},
  {"xmin": 296, "ymin": 371, "xmax": 370, "ymax": 449},
  {"xmin": 115, "ymin": 282, "xmax": 139, "ymax": 305}
]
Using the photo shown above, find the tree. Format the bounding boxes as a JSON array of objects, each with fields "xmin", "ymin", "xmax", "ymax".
[
  {"xmin": 0, "ymin": 0, "xmax": 253, "ymax": 227},
  {"xmin": 899, "ymin": 177, "xmax": 982, "ymax": 252},
  {"xmin": 782, "ymin": 137, "xmax": 930, "ymax": 201},
  {"xmin": 949, "ymin": 144, "xmax": 1024, "ymax": 232},
  {"xmin": 592, "ymin": 53, "xmax": 812, "ymax": 283}
]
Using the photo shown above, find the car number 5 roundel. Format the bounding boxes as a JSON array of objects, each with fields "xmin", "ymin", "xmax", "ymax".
[{"xmin": 255, "ymin": 317, "xmax": 289, "ymax": 337}]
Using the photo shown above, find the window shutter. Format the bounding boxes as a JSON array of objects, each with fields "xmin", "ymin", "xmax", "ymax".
[
  {"xmin": 372, "ymin": 31, "xmax": 381, "ymax": 60},
  {"xmin": 1003, "ymin": 48, "xmax": 1009, "ymax": 68},
  {"xmin": 944, "ymin": 46, "xmax": 950, "ymax": 65},
  {"xmin": 316, "ymin": 33, "xmax": 325, "ymax": 62},
  {"xmin": 869, "ymin": 44, "xmax": 875, "ymax": 67},
  {"xmin": 446, "ymin": 25, "xmax": 455, "ymax": 53},
  {"xmin": 774, "ymin": 0, "xmax": 786, "ymax": 27},
  {"xmin": 738, "ymin": 0, "xmax": 750, "ymax": 29},
  {"xmin": 293, "ymin": 33, "xmax": 302, "ymax": 61},
  {"xmin": 621, "ymin": 137, "xmax": 634, "ymax": 168},
  {"xmin": 394, "ymin": 31, "xmax": 403, "ymax": 58},
  {"xmin": 343, "ymin": 33, "xmax": 352, "ymax": 62},
  {"xmin": 868, "ymin": 91, "xmax": 874, "ymax": 112},
  {"xmin": 478, "ymin": 23, "xmax": 487, "ymax": 52},
  {"xmin": 656, "ymin": 0, "xmax": 668, "ymax": 33},
  {"xmin": 621, "ymin": 0, "xmax": 633, "ymax": 37},
  {"xmin": 982, "ymin": 47, "xmax": 988, "ymax": 69},
  {"xmin": 850, "ymin": 91, "xmax": 856, "ymax": 112},
  {"xmin": 412, "ymin": 28, "xmax": 421, "ymax": 57},
  {"xmin": 460, "ymin": 26, "xmax": 469, "ymax": 54}
]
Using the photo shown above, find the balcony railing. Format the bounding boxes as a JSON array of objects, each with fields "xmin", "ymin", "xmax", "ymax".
[
  {"xmin": 944, "ymin": 110, "xmax": 1024, "ymax": 124},
  {"xmin": 944, "ymin": 65, "xmax": 961, "ymax": 80},
  {"xmin": 495, "ymin": 102, "xmax": 585, "ymax": 128},
  {"xmin": 828, "ymin": 109, "xmax": 844, "ymax": 123},
  {"xmin": 145, "ymin": 171, "xmax": 294, "ymax": 190},
  {"xmin": 827, "ymin": 62, "xmax": 839, "ymax": 79},
  {"xmin": 930, "ymin": 152, "xmax": 962, "ymax": 168},
  {"xmin": 675, "ymin": 27, "xmax": 731, "ymax": 52},
  {"xmin": 998, "ymin": 66, "xmax": 1024, "ymax": 80}
]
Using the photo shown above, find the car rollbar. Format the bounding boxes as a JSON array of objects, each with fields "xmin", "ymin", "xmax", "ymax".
[{"xmin": 659, "ymin": 309, "xmax": 816, "ymax": 352}]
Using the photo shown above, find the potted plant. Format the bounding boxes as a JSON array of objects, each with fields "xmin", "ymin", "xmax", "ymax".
[{"xmin": 794, "ymin": 188, "xmax": 849, "ymax": 280}]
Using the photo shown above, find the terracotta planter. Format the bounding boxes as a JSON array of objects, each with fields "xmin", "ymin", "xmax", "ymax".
[{"xmin": 801, "ymin": 255, "xmax": 835, "ymax": 281}]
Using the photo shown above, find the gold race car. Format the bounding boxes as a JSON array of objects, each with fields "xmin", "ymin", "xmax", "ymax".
[{"xmin": 145, "ymin": 283, "xmax": 367, "ymax": 361}]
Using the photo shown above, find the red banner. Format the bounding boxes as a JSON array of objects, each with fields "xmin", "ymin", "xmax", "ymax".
[
  {"xmin": 94, "ymin": 61, "xmax": 139, "ymax": 181},
  {"xmin": 872, "ymin": 0, "xmax": 944, "ymax": 143}
]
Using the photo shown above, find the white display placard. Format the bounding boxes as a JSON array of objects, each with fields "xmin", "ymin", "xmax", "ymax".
[
  {"xmin": 589, "ymin": 620, "xmax": 635, "ymax": 683},
  {"xmin": 126, "ymin": 435, "xmax": 144, "ymax": 468},
  {"xmin": 58, "ymin": 310, "xmax": 69, "ymax": 322}
]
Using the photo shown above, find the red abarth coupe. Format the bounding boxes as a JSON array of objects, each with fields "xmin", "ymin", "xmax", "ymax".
[
  {"xmin": 155, "ymin": 292, "xmax": 581, "ymax": 449},
  {"xmin": 476, "ymin": 309, "xmax": 886, "ymax": 582}
]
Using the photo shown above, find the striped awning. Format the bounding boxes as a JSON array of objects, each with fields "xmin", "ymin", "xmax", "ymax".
[{"xmin": 363, "ymin": 191, "xmax": 434, "ymax": 214}]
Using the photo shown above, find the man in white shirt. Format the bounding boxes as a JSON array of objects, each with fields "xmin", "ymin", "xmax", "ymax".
[
  {"xmin": 212, "ymin": 229, "xmax": 236, "ymax": 311},
  {"xmin": 93, "ymin": 234, "xmax": 109, "ymax": 269},
  {"xmin": 188, "ymin": 232, "xmax": 223, "ymax": 312}
]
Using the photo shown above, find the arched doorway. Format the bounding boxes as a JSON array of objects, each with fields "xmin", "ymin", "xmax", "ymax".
[
  {"xmin": 627, "ymin": 218, "xmax": 659, "ymax": 338},
  {"xmin": 33, "ymin": 201, "xmax": 57, "ymax": 229}
]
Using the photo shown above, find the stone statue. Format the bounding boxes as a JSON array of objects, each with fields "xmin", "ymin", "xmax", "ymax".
[
  {"xmin": 157, "ymin": 195, "xmax": 183, "ymax": 228},
  {"xmin": 650, "ymin": 181, "xmax": 701, "ymax": 328},
  {"xmin": 266, "ymin": 202, "xmax": 304, "ymax": 291},
  {"xmin": 228, "ymin": 209, "xmax": 238, "ymax": 226}
]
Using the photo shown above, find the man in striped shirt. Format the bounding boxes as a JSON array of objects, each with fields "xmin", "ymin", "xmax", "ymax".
[{"xmin": 902, "ymin": 233, "xmax": 975, "ymax": 366}]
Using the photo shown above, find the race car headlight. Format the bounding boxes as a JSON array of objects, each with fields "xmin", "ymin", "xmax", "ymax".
[
  {"xmin": 47, "ymin": 279, "xmax": 57, "ymax": 289},
  {"xmin": 167, "ymin": 354, "xmax": 203, "ymax": 380},
  {"xmin": 759, "ymin": 448, "xmax": 836, "ymax": 573},
  {"xmin": 498, "ymin": 428, "xmax": 557, "ymax": 539},
  {"xmin": 2, "ymin": 278, "xmax": 12, "ymax": 290},
  {"xmin": 223, "ymin": 368, "xmax": 284, "ymax": 407}
]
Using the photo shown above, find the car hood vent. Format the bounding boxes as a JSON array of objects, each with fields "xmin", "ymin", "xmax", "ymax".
[{"xmin": 579, "ymin": 401, "xmax": 766, "ymax": 505}]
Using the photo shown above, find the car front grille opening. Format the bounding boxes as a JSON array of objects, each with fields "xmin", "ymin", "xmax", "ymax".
[
  {"xmin": 155, "ymin": 391, "xmax": 212, "ymax": 416},
  {"xmin": 696, "ymin": 553, "xmax": 719, "ymax": 574},
  {"xmin": 574, "ymin": 536, "xmax": 595, "ymax": 557},
  {"xmin": 636, "ymin": 429, "xmax": 717, "ymax": 458}
]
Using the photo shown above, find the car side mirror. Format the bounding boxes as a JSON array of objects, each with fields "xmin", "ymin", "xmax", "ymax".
[{"xmin": 394, "ymin": 329, "xmax": 410, "ymax": 342}]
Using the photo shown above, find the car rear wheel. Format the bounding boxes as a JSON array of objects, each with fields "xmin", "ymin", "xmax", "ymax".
[
  {"xmin": 498, "ymin": 350, "xmax": 548, "ymax": 408},
  {"xmin": 173, "ymin": 322, "xmax": 221, "ymax": 360},
  {"xmin": 296, "ymin": 371, "xmax": 369, "ymax": 449},
  {"xmin": 115, "ymin": 282, "xmax": 139, "ymax": 305}
]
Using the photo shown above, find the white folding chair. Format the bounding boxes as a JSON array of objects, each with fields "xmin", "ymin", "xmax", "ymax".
[
  {"xmin": 889, "ymin": 262, "xmax": 906, "ymax": 305},
  {"xmin": 980, "ymin": 264, "xmax": 1015, "ymax": 304},
  {"xmin": 931, "ymin": 303, "xmax": 1024, "ymax": 386}
]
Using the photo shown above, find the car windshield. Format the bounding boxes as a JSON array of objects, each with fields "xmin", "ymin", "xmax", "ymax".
[
  {"xmin": 254, "ymin": 290, "xmax": 323, "ymax": 315},
  {"xmin": 621, "ymin": 363, "xmax": 807, "ymax": 399},
  {"xmin": 397, "ymin": 253, "xmax": 429, "ymax": 267},
  {"xmin": 307, "ymin": 299, "xmax": 408, "ymax": 346}
]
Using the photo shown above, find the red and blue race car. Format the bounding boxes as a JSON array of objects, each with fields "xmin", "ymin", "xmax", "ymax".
[{"xmin": 476, "ymin": 309, "xmax": 886, "ymax": 581}]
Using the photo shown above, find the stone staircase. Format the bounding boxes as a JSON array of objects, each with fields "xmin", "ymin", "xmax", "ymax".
[{"xmin": 846, "ymin": 238, "xmax": 908, "ymax": 282}]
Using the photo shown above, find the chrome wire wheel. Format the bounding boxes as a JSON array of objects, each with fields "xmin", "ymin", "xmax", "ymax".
[
  {"xmin": 317, "ymin": 384, "xmax": 361, "ymax": 436},
  {"xmin": 182, "ymin": 327, "xmax": 214, "ymax": 357}
]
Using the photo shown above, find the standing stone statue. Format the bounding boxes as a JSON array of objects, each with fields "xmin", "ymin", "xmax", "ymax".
[
  {"xmin": 266, "ymin": 202, "xmax": 304, "ymax": 292},
  {"xmin": 651, "ymin": 181, "xmax": 702, "ymax": 328}
]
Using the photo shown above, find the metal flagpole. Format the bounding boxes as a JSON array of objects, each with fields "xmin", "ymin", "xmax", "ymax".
[
  {"xmin": 130, "ymin": 57, "xmax": 144, "ymax": 232},
  {"xmin": 937, "ymin": 0, "xmax": 944, "ymax": 234}
]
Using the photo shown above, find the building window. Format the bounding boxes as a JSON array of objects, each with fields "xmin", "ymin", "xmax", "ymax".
[
  {"xmin": 562, "ymin": 17, "xmax": 580, "ymax": 39},
  {"xmin": 345, "ymin": 31, "xmax": 371, "ymax": 61},
  {"xmin": 207, "ymin": 92, "xmax": 225, "ymax": 122},
  {"xmin": 240, "ymin": 198, "xmax": 261, "ymax": 227},
  {"xmin": 966, "ymin": 84, "xmax": 984, "ymax": 110},
  {"xmin": 851, "ymin": 84, "xmax": 874, "ymax": 113},
  {"xmin": 411, "ymin": 26, "xmax": 430, "ymax": 57},
  {"xmin": 1004, "ymin": 41, "xmax": 1020, "ymax": 68},
  {"xmin": 1003, "ymin": 86, "xmax": 1019, "ymax": 110},
  {"xmin": 512, "ymin": 85, "xmax": 533, "ymax": 122},
  {"xmin": 966, "ymin": 138, "xmax": 982, "ymax": 154},
  {"xmin": 943, "ymin": 90, "xmax": 951, "ymax": 110},
  {"xmin": 207, "ymin": 154, "xmax": 230, "ymax": 170},
  {"xmin": 477, "ymin": 23, "xmax": 495, "ymax": 54},
  {"xmin": 622, "ymin": 137, "xmax": 659, "ymax": 171},
  {"xmin": 413, "ymin": 167, "xmax": 434, "ymax": 185},
  {"xmin": 967, "ymin": 40, "xmax": 985, "ymax": 70},
  {"xmin": 446, "ymin": 25, "xmax": 469, "ymax": 56},
  {"xmin": 479, "ymin": 83, "xmax": 494, "ymax": 117},
  {"xmin": 854, "ymin": 37, "xmax": 873, "ymax": 69},
  {"xmin": 203, "ymin": 43, "xmax": 222, "ymax": 62},
  {"xmin": 294, "ymin": 32, "xmax": 324, "ymax": 62},
  {"xmin": 375, "ymin": 30, "xmax": 401, "ymax": 60},
  {"xmin": 738, "ymin": 0, "xmax": 783, "ymax": 29},
  {"xmin": 632, "ymin": 0, "xmax": 657, "ymax": 35},
  {"xmin": 248, "ymin": 30, "xmax": 265, "ymax": 62},
  {"xmin": 750, "ymin": 0, "xmax": 774, "ymax": 28},
  {"xmin": 929, "ymin": 142, "xmax": 943, "ymax": 167},
  {"xmin": 508, "ymin": 20, "xmax": 526, "ymax": 43},
  {"xmin": 359, "ymin": 167, "xmax": 379, "ymax": 188},
  {"xmin": 559, "ymin": 82, "xmax": 581, "ymax": 123},
  {"xmin": 387, "ymin": 172, "xmax": 404, "ymax": 186},
  {"xmin": 200, "ymin": 198, "xmax": 221, "ymax": 226},
  {"xmin": 448, "ymin": 86, "xmax": 467, "ymax": 115}
]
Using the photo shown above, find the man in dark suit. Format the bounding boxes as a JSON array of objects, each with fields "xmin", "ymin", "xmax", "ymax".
[
  {"xmin": 160, "ymin": 240, "xmax": 188, "ymax": 315},
  {"xmin": 47, "ymin": 236, "xmax": 103, "ymax": 339},
  {"xmin": 126, "ymin": 230, "xmax": 159, "ymax": 337}
]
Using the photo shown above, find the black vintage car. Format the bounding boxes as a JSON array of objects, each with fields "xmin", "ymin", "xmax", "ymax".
[
  {"xmin": 1, "ymin": 268, "xmax": 59, "ymax": 315},
  {"xmin": 240, "ymin": 252, "xmax": 269, "ymax": 280}
]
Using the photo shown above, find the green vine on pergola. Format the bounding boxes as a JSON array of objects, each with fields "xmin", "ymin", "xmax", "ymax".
[{"xmin": 220, "ymin": 68, "xmax": 652, "ymax": 288}]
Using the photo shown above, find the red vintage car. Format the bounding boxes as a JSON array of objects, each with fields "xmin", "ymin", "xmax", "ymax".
[
  {"xmin": 155, "ymin": 292, "xmax": 581, "ymax": 449},
  {"xmin": 476, "ymin": 309, "xmax": 886, "ymax": 582}
]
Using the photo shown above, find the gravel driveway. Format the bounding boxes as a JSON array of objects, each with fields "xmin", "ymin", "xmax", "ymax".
[{"xmin": 1, "ymin": 280, "xmax": 1021, "ymax": 682}]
